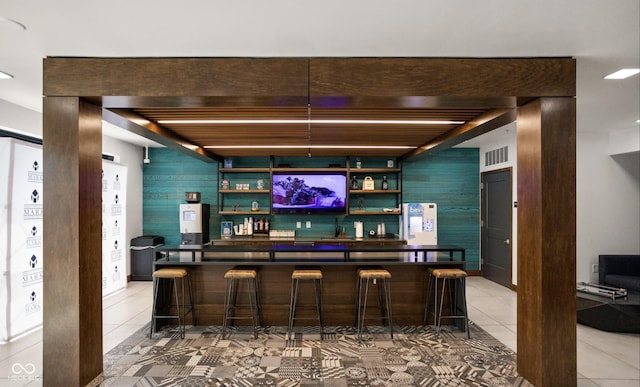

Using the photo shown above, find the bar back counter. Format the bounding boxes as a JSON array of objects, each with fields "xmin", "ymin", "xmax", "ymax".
[{"xmin": 154, "ymin": 239, "xmax": 465, "ymax": 329}]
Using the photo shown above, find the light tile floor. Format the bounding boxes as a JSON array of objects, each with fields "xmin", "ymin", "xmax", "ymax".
[
  {"xmin": 0, "ymin": 277, "xmax": 638, "ymax": 386},
  {"xmin": 0, "ymin": 281, "xmax": 153, "ymax": 386},
  {"xmin": 465, "ymin": 277, "xmax": 640, "ymax": 387}
]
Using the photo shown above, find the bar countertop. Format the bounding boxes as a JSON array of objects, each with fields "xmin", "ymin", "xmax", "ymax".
[{"xmin": 156, "ymin": 242, "xmax": 465, "ymax": 265}]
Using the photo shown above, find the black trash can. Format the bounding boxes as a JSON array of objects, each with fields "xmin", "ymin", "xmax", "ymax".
[{"xmin": 130, "ymin": 235, "xmax": 165, "ymax": 281}]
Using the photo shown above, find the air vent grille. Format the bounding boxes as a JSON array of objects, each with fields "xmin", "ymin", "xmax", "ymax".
[{"xmin": 485, "ymin": 146, "xmax": 508, "ymax": 166}]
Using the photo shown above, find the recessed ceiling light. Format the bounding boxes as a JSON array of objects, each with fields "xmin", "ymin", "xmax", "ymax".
[
  {"xmin": 604, "ymin": 68, "xmax": 640, "ymax": 79},
  {"xmin": 0, "ymin": 71, "xmax": 13, "ymax": 79},
  {"xmin": 0, "ymin": 17, "xmax": 26, "ymax": 31}
]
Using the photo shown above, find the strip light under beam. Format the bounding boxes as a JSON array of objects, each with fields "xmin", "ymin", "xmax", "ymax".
[
  {"xmin": 204, "ymin": 145, "xmax": 415, "ymax": 149},
  {"xmin": 159, "ymin": 119, "xmax": 465, "ymax": 125}
]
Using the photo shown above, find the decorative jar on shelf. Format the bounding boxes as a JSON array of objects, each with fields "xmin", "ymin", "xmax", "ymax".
[{"xmin": 362, "ymin": 176, "xmax": 375, "ymax": 190}]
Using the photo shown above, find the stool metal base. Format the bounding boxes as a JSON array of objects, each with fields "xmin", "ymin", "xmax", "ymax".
[
  {"xmin": 354, "ymin": 269, "xmax": 393, "ymax": 341},
  {"xmin": 222, "ymin": 269, "xmax": 262, "ymax": 339},
  {"xmin": 150, "ymin": 269, "xmax": 195, "ymax": 339},
  {"xmin": 424, "ymin": 268, "xmax": 470, "ymax": 339},
  {"xmin": 287, "ymin": 270, "xmax": 324, "ymax": 340}
]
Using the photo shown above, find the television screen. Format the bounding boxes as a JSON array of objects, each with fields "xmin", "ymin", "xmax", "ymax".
[{"xmin": 272, "ymin": 172, "xmax": 347, "ymax": 214}]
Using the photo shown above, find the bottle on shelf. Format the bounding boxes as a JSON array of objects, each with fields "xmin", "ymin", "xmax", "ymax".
[
  {"xmin": 351, "ymin": 175, "xmax": 359, "ymax": 190},
  {"xmin": 382, "ymin": 175, "xmax": 389, "ymax": 190}
]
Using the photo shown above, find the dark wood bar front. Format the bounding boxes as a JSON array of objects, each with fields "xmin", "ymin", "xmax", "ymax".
[{"xmin": 154, "ymin": 243, "xmax": 465, "ymax": 328}]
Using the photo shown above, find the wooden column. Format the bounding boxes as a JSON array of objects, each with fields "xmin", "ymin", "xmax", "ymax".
[
  {"xmin": 516, "ymin": 97, "xmax": 576, "ymax": 386},
  {"xmin": 43, "ymin": 97, "xmax": 103, "ymax": 386}
]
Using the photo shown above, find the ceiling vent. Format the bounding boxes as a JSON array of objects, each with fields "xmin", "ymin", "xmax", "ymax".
[{"xmin": 485, "ymin": 146, "xmax": 508, "ymax": 166}]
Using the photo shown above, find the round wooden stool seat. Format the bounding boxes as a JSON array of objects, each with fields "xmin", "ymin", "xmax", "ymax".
[
  {"xmin": 292, "ymin": 269, "xmax": 323, "ymax": 280},
  {"xmin": 429, "ymin": 268, "xmax": 467, "ymax": 279},
  {"xmin": 224, "ymin": 269, "xmax": 257, "ymax": 279},
  {"xmin": 358, "ymin": 269, "xmax": 392, "ymax": 279},
  {"xmin": 153, "ymin": 268, "xmax": 188, "ymax": 279}
]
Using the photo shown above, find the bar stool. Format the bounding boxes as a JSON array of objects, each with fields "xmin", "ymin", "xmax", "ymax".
[
  {"xmin": 150, "ymin": 267, "xmax": 195, "ymax": 339},
  {"xmin": 222, "ymin": 268, "xmax": 262, "ymax": 339},
  {"xmin": 354, "ymin": 268, "xmax": 393, "ymax": 340},
  {"xmin": 424, "ymin": 268, "xmax": 470, "ymax": 339},
  {"xmin": 288, "ymin": 269, "xmax": 324, "ymax": 340}
]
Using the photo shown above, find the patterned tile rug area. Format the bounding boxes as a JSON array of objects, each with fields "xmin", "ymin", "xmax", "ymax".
[{"xmin": 94, "ymin": 324, "xmax": 532, "ymax": 387}]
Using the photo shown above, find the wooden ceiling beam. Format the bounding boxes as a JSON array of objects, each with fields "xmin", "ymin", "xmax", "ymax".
[
  {"xmin": 401, "ymin": 108, "xmax": 517, "ymax": 159},
  {"xmin": 44, "ymin": 57, "xmax": 309, "ymax": 99},
  {"xmin": 310, "ymin": 58, "xmax": 575, "ymax": 99},
  {"xmin": 103, "ymin": 108, "xmax": 222, "ymax": 162},
  {"xmin": 44, "ymin": 57, "xmax": 575, "ymax": 159}
]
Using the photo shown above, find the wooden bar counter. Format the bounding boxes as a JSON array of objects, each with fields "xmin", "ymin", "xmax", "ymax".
[{"xmin": 154, "ymin": 240, "xmax": 465, "ymax": 327}]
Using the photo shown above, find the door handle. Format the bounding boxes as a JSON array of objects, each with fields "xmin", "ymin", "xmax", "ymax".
[{"xmin": 504, "ymin": 239, "xmax": 510, "ymax": 245}]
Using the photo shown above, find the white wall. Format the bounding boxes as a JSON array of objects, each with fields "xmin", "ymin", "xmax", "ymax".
[
  {"xmin": 466, "ymin": 122, "xmax": 519, "ymax": 285},
  {"xmin": 466, "ymin": 122, "xmax": 640, "ymax": 287},
  {"xmin": 102, "ymin": 136, "xmax": 144, "ymax": 276},
  {"xmin": 0, "ymin": 99, "xmax": 41, "ymax": 138},
  {"xmin": 0, "ymin": 99, "xmax": 145, "ymax": 277},
  {"xmin": 577, "ymin": 131, "xmax": 640, "ymax": 283},
  {"xmin": 608, "ymin": 127, "xmax": 640, "ymax": 155}
]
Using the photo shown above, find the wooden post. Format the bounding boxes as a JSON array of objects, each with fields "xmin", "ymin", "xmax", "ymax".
[
  {"xmin": 517, "ymin": 97, "xmax": 577, "ymax": 386},
  {"xmin": 43, "ymin": 97, "xmax": 103, "ymax": 386}
]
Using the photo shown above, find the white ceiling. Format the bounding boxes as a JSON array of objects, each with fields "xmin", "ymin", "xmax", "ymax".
[{"xmin": 1, "ymin": 0, "xmax": 638, "ymax": 148}]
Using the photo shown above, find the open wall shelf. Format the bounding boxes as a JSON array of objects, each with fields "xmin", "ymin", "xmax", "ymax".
[{"xmin": 218, "ymin": 156, "xmax": 402, "ymax": 216}]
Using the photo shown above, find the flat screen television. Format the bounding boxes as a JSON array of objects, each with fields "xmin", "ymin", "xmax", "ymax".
[{"xmin": 271, "ymin": 172, "xmax": 347, "ymax": 214}]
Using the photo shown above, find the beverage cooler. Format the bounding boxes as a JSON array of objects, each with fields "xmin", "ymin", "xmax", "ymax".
[{"xmin": 400, "ymin": 203, "xmax": 438, "ymax": 259}]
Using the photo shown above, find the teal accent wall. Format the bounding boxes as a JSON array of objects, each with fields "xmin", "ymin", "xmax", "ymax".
[
  {"xmin": 143, "ymin": 148, "xmax": 219, "ymax": 246},
  {"xmin": 142, "ymin": 148, "xmax": 479, "ymax": 269},
  {"xmin": 403, "ymin": 148, "xmax": 480, "ymax": 270}
]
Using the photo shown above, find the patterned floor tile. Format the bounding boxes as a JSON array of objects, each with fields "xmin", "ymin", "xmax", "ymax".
[
  {"xmin": 98, "ymin": 324, "xmax": 532, "ymax": 386},
  {"xmin": 210, "ymin": 365, "xmax": 236, "ymax": 379}
]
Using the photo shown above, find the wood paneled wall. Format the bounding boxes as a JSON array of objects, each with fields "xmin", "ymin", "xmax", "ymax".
[
  {"xmin": 143, "ymin": 148, "xmax": 218, "ymax": 246},
  {"xmin": 403, "ymin": 148, "xmax": 480, "ymax": 270},
  {"xmin": 142, "ymin": 149, "xmax": 480, "ymax": 268}
]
